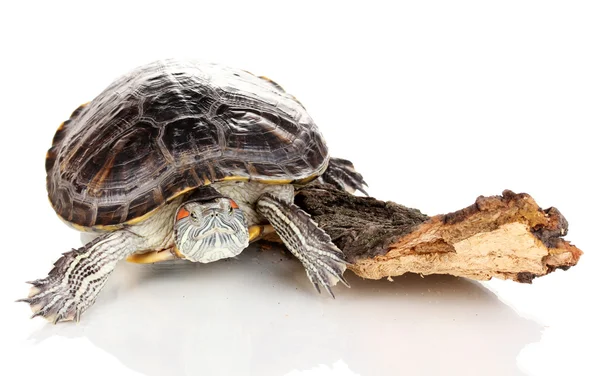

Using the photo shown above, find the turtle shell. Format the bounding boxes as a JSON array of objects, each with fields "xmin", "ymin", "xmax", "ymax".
[{"xmin": 46, "ymin": 60, "xmax": 329, "ymax": 229}]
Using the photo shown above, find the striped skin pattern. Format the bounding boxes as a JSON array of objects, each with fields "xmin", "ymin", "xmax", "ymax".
[
  {"xmin": 174, "ymin": 198, "xmax": 249, "ymax": 263},
  {"xmin": 213, "ymin": 180, "xmax": 295, "ymax": 226},
  {"xmin": 18, "ymin": 231, "xmax": 140, "ymax": 323},
  {"xmin": 319, "ymin": 157, "xmax": 369, "ymax": 196},
  {"xmin": 20, "ymin": 172, "xmax": 363, "ymax": 322},
  {"xmin": 256, "ymin": 193, "xmax": 350, "ymax": 297},
  {"xmin": 19, "ymin": 199, "xmax": 181, "ymax": 323},
  {"xmin": 318, "ymin": 158, "xmax": 369, "ymax": 196}
]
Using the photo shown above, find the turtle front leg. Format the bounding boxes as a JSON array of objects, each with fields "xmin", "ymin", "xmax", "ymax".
[
  {"xmin": 256, "ymin": 193, "xmax": 350, "ymax": 297},
  {"xmin": 19, "ymin": 230, "xmax": 141, "ymax": 323}
]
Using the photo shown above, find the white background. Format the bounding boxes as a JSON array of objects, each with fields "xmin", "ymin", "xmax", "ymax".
[{"xmin": 1, "ymin": 1, "xmax": 598, "ymax": 375}]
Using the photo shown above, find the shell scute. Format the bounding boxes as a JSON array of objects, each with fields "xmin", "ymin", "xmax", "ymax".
[
  {"xmin": 162, "ymin": 117, "xmax": 221, "ymax": 162},
  {"xmin": 47, "ymin": 60, "xmax": 329, "ymax": 228}
]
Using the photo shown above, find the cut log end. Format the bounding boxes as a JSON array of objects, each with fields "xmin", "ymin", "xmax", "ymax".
[{"xmin": 282, "ymin": 185, "xmax": 583, "ymax": 283}]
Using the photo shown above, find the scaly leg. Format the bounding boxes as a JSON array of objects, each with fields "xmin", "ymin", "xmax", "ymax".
[
  {"xmin": 256, "ymin": 193, "xmax": 349, "ymax": 297},
  {"xmin": 320, "ymin": 157, "xmax": 368, "ymax": 196},
  {"xmin": 18, "ymin": 230, "xmax": 141, "ymax": 323}
]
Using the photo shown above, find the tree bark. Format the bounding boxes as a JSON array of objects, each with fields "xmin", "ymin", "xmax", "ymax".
[{"xmin": 278, "ymin": 185, "xmax": 583, "ymax": 283}]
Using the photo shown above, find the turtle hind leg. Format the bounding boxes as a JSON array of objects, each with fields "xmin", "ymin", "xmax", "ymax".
[
  {"xmin": 256, "ymin": 193, "xmax": 349, "ymax": 298},
  {"xmin": 18, "ymin": 230, "xmax": 139, "ymax": 323},
  {"xmin": 320, "ymin": 157, "xmax": 369, "ymax": 196}
]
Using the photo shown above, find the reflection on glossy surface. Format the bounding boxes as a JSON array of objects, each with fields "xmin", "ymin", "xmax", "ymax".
[{"xmin": 28, "ymin": 238, "xmax": 541, "ymax": 376}]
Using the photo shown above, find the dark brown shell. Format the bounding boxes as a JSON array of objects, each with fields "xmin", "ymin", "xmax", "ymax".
[{"xmin": 46, "ymin": 60, "xmax": 329, "ymax": 228}]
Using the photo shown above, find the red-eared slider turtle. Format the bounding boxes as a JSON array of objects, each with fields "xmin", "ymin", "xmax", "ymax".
[{"xmin": 20, "ymin": 59, "xmax": 367, "ymax": 323}]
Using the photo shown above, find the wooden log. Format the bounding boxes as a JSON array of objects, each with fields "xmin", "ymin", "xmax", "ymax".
[{"xmin": 281, "ymin": 185, "xmax": 583, "ymax": 283}]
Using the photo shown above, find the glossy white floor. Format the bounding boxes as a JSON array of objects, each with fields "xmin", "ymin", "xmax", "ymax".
[
  {"xmin": 4, "ymin": 238, "xmax": 598, "ymax": 376},
  {"xmin": 1, "ymin": 1, "xmax": 598, "ymax": 375}
]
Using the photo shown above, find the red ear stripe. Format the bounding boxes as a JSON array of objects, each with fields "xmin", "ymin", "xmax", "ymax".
[
  {"xmin": 229, "ymin": 199, "xmax": 239, "ymax": 209},
  {"xmin": 176, "ymin": 207, "xmax": 191, "ymax": 221}
]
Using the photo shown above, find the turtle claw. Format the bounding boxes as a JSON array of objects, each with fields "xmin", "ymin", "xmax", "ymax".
[
  {"xmin": 326, "ymin": 287, "xmax": 336, "ymax": 299},
  {"xmin": 307, "ymin": 275, "xmax": 322, "ymax": 295},
  {"xmin": 307, "ymin": 268, "xmax": 349, "ymax": 299},
  {"xmin": 19, "ymin": 251, "xmax": 93, "ymax": 323},
  {"xmin": 304, "ymin": 254, "xmax": 348, "ymax": 299},
  {"xmin": 321, "ymin": 157, "xmax": 369, "ymax": 196},
  {"xmin": 338, "ymin": 274, "xmax": 351, "ymax": 289},
  {"xmin": 30, "ymin": 310, "xmax": 44, "ymax": 320},
  {"xmin": 257, "ymin": 193, "xmax": 351, "ymax": 298},
  {"xmin": 52, "ymin": 315, "xmax": 61, "ymax": 325},
  {"xmin": 19, "ymin": 280, "xmax": 80, "ymax": 323},
  {"xmin": 18, "ymin": 232, "xmax": 134, "ymax": 323},
  {"xmin": 307, "ymin": 272, "xmax": 337, "ymax": 298}
]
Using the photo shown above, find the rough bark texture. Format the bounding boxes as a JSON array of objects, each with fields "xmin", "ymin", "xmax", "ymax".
[{"xmin": 280, "ymin": 185, "xmax": 583, "ymax": 283}]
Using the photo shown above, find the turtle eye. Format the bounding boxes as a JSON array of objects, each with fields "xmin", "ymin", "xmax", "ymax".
[
  {"xmin": 228, "ymin": 205, "xmax": 234, "ymax": 215},
  {"xmin": 190, "ymin": 212, "xmax": 198, "ymax": 220}
]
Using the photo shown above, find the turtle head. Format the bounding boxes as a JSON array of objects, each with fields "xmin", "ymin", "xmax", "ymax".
[{"xmin": 174, "ymin": 196, "xmax": 249, "ymax": 263}]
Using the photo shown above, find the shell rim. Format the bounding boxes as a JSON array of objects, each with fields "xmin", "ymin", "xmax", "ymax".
[{"xmin": 56, "ymin": 159, "xmax": 329, "ymax": 232}]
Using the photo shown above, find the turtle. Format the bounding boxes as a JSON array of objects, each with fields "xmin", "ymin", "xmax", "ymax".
[{"xmin": 19, "ymin": 59, "xmax": 368, "ymax": 323}]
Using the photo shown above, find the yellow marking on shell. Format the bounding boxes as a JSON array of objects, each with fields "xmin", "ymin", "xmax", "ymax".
[
  {"xmin": 221, "ymin": 176, "xmax": 250, "ymax": 182},
  {"xmin": 123, "ymin": 204, "xmax": 171, "ymax": 226},
  {"xmin": 72, "ymin": 101, "xmax": 91, "ymax": 117},
  {"xmin": 56, "ymin": 156, "xmax": 328, "ymax": 230},
  {"xmin": 57, "ymin": 121, "xmax": 66, "ymax": 131},
  {"xmin": 319, "ymin": 157, "xmax": 331, "ymax": 174},
  {"xmin": 164, "ymin": 186, "xmax": 198, "ymax": 204},
  {"xmin": 258, "ymin": 75, "xmax": 285, "ymax": 90},
  {"xmin": 200, "ymin": 173, "xmax": 212, "ymax": 185},
  {"xmin": 54, "ymin": 186, "xmax": 197, "ymax": 232},
  {"xmin": 293, "ymin": 175, "xmax": 319, "ymax": 185},
  {"xmin": 92, "ymin": 223, "xmax": 125, "ymax": 231},
  {"xmin": 88, "ymin": 154, "xmax": 117, "ymax": 195},
  {"xmin": 126, "ymin": 249, "xmax": 180, "ymax": 264},
  {"xmin": 69, "ymin": 222, "xmax": 92, "ymax": 232},
  {"xmin": 58, "ymin": 216, "xmax": 119, "ymax": 232},
  {"xmin": 95, "ymin": 185, "xmax": 197, "ymax": 228},
  {"xmin": 254, "ymin": 178, "xmax": 294, "ymax": 184}
]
